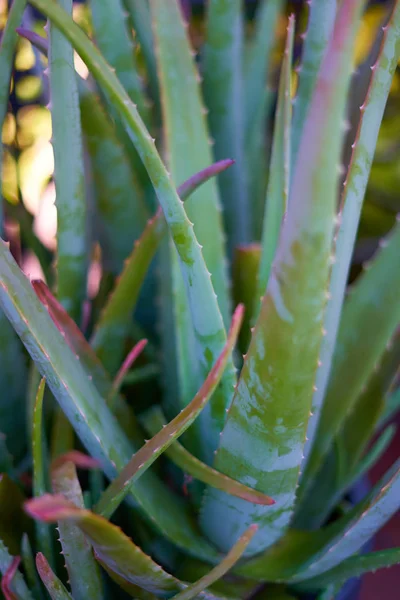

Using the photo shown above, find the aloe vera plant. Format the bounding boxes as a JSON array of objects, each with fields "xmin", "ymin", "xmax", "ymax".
[{"xmin": 0, "ymin": 0, "xmax": 400, "ymax": 598}]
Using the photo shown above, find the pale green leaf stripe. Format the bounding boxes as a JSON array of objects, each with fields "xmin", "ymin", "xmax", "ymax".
[
  {"xmin": 29, "ymin": 0, "xmax": 233, "ymax": 432},
  {"xmin": 303, "ymin": 1, "xmax": 400, "ymax": 465},
  {"xmin": 49, "ymin": 0, "xmax": 88, "ymax": 322},
  {"xmin": 173, "ymin": 526, "xmax": 257, "ymax": 600},
  {"xmin": 200, "ymin": 0, "xmax": 365, "ymax": 556},
  {"xmin": 256, "ymin": 15, "xmax": 294, "ymax": 309},
  {"xmin": 0, "ymin": 0, "xmax": 27, "ymax": 234},
  {"xmin": 90, "ymin": 0, "xmax": 150, "ymax": 124},
  {"xmin": 0, "ymin": 540, "xmax": 33, "ymax": 600},
  {"xmin": 52, "ymin": 462, "xmax": 103, "ymax": 600},
  {"xmin": 36, "ymin": 553, "xmax": 73, "ymax": 600},
  {"xmin": 303, "ymin": 220, "xmax": 400, "ymax": 495},
  {"xmin": 291, "ymin": 0, "xmax": 337, "ymax": 171},
  {"xmin": 123, "ymin": 0, "xmax": 159, "ymax": 110},
  {"xmin": 151, "ymin": 0, "xmax": 232, "ymax": 463},
  {"xmin": 0, "ymin": 241, "xmax": 219, "ymax": 561},
  {"xmin": 244, "ymin": 0, "xmax": 284, "ymax": 137},
  {"xmin": 203, "ymin": 0, "xmax": 248, "ymax": 251},
  {"xmin": 291, "ymin": 461, "xmax": 400, "ymax": 581},
  {"xmin": 296, "ymin": 548, "xmax": 400, "ymax": 591}
]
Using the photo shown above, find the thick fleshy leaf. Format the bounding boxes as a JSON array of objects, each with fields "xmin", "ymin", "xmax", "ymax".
[
  {"xmin": 91, "ymin": 159, "xmax": 233, "ymax": 379},
  {"xmin": 232, "ymin": 244, "xmax": 261, "ymax": 353},
  {"xmin": 256, "ymin": 15, "xmax": 294, "ymax": 308},
  {"xmin": 290, "ymin": 0, "xmax": 337, "ymax": 170},
  {"xmin": 200, "ymin": 0, "xmax": 366, "ymax": 556},
  {"xmin": 379, "ymin": 385, "xmax": 400, "ymax": 429},
  {"xmin": 51, "ymin": 462, "xmax": 103, "ymax": 600},
  {"xmin": 0, "ymin": 241, "xmax": 220, "ymax": 561},
  {"xmin": 0, "ymin": 0, "xmax": 27, "ymax": 233},
  {"xmin": 303, "ymin": 1, "xmax": 400, "ymax": 465},
  {"xmin": 32, "ymin": 378, "xmax": 54, "ymax": 567},
  {"xmin": 203, "ymin": 0, "xmax": 248, "ymax": 250},
  {"xmin": 173, "ymin": 526, "xmax": 257, "ymax": 600},
  {"xmin": 20, "ymin": 535, "xmax": 42, "ymax": 600},
  {"xmin": 296, "ymin": 548, "xmax": 400, "ymax": 591},
  {"xmin": 29, "ymin": 0, "xmax": 235, "ymax": 474},
  {"xmin": 303, "ymin": 220, "xmax": 400, "ymax": 497},
  {"xmin": 0, "ymin": 541, "xmax": 33, "ymax": 600},
  {"xmin": 94, "ymin": 306, "xmax": 244, "ymax": 519},
  {"xmin": 35, "ymin": 554, "xmax": 72, "ymax": 600},
  {"xmin": 142, "ymin": 406, "xmax": 274, "ymax": 506},
  {"xmin": 26, "ymin": 496, "xmax": 219, "ymax": 599},
  {"xmin": 49, "ymin": 0, "xmax": 88, "ymax": 321},
  {"xmin": 150, "ymin": 0, "xmax": 233, "ymax": 461},
  {"xmin": 0, "ymin": 475, "xmax": 29, "ymax": 556}
]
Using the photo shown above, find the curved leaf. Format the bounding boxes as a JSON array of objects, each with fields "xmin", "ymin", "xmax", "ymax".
[
  {"xmin": 35, "ymin": 554, "xmax": 72, "ymax": 600},
  {"xmin": 0, "ymin": 541, "xmax": 33, "ymax": 600}
]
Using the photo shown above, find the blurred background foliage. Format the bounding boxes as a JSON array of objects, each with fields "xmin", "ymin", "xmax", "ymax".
[{"xmin": 0, "ymin": 0, "xmax": 399, "ymax": 291}]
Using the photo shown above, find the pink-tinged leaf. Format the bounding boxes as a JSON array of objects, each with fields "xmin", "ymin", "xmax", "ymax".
[
  {"xmin": 1, "ymin": 556, "xmax": 20, "ymax": 600},
  {"xmin": 51, "ymin": 451, "xmax": 100, "ymax": 472},
  {"xmin": 108, "ymin": 339, "xmax": 148, "ymax": 404},
  {"xmin": 94, "ymin": 305, "xmax": 246, "ymax": 519},
  {"xmin": 35, "ymin": 553, "xmax": 72, "ymax": 600}
]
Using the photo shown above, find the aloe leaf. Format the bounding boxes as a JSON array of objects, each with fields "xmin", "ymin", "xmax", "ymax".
[
  {"xmin": 89, "ymin": 0, "xmax": 150, "ymax": 125},
  {"xmin": 0, "ymin": 475, "xmax": 29, "ymax": 556},
  {"xmin": 49, "ymin": 0, "xmax": 88, "ymax": 322},
  {"xmin": 291, "ymin": 0, "xmax": 337, "ymax": 170},
  {"xmin": 173, "ymin": 526, "xmax": 257, "ymax": 600},
  {"xmin": 29, "ymin": 0, "xmax": 235, "ymax": 463},
  {"xmin": 0, "ymin": 242, "xmax": 219, "ymax": 560},
  {"xmin": 51, "ymin": 461, "xmax": 103, "ymax": 600},
  {"xmin": 91, "ymin": 159, "xmax": 233, "ymax": 378},
  {"xmin": 94, "ymin": 305, "xmax": 244, "ymax": 519},
  {"xmin": 35, "ymin": 554, "xmax": 72, "ymax": 600},
  {"xmin": 123, "ymin": 0, "xmax": 159, "ymax": 110},
  {"xmin": 108, "ymin": 339, "xmax": 147, "ymax": 404},
  {"xmin": 200, "ymin": 0, "xmax": 366, "ymax": 557},
  {"xmin": 142, "ymin": 406, "xmax": 274, "ymax": 506},
  {"xmin": 303, "ymin": 220, "xmax": 400, "ymax": 495},
  {"xmin": 244, "ymin": 0, "xmax": 284, "ymax": 137},
  {"xmin": 21, "ymin": 534, "xmax": 43, "ymax": 600},
  {"xmin": 378, "ymin": 385, "xmax": 400, "ymax": 430},
  {"xmin": 32, "ymin": 378, "xmax": 54, "ymax": 567},
  {"xmin": 203, "ymin": 0, "xmax": 248, "ymax": 250},
  {"xmin": 296, "ymin": 548, "xmax": 400, "ymax": 591},
  {"xmin": 0, "ymin": 0, "xmax": 27, "ymax": 234},
  {"xmin": 232, "ymin": 244, "xmax": 261, "ymax": 353},
  {"xmin": 0, "ymin": 541, "xmax": 33, "ymax": 600},
  {"xmin": 26, "ymin": 496, "xmax": 214, "ymax": 598},
  {"xmin": 291, "ymin": 461, "xmax": 400, "ymax": 581},
  {"xmin": 303, "ymin": 1, "xmax": 400, "ymax": 466},
  {"xmin": 256, "ymin": 15, "xmax": 294, "ymax": 308}
]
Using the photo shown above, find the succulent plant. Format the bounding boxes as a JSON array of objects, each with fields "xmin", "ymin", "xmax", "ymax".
[{"xmin": 0, "ymin": 0, "xmax": 400, "ymax": 598}]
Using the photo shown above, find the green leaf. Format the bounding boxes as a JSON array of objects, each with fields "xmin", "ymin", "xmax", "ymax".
[
  {"xmin": 28, "ymin": 0, "xmax": 235, "ymax": 470},
  {"xmin": 0, "ymin": 242, "xmax": 219, "ymax": 560},
  {"xmin": 303, "ymin": 220, "xmax": 400, "ymax": 496},
  {"xmin": 21, "ymin": 534, "xmax": 44, "ymax": 600},
  {"xmin": 0, "ymin": 541, "xmax": 33, "ymax": 600},
  {"xmin": 150, "ymin": 0, "xmax": 233, "ymax": 462},
  {"xmin": 32, "ymin": 378, "xmax": 54, "ymax": 567},
  {"xmin": 89, "ymin": 0, "xmax": 150, "ymax": 125},
  {"xmin": 91, "ymin": 159, "xmax": 233, "ymax": 380},
  {"xmin": 232, "ymin": 244, "xmax": 261, "ymax": 353},
  {"xmin": 142, "ymin": 406, "xmax": 274, "ymax": 506},
  {"xmin": 49, "ymin": 0, "xmax": 88, "ymax": 322},
  {"xmin": 296, "ymin": 548, "xmax": 400, "ymax": 591},
  {"xmin": 0, "ymin": 475, "xmax": 29, "ymax": 556},
  {"xmin": 200, "ymin": 0, "xmax": 366, "ymax": 557},
  {"xmin": 172, "ymin": 526, "xmax": 257, "ymax": 600},
  {"xmin": 378, "ymin": 385, "xmax": 400, "ymax": 430},
  {"xmin": 0, "ymin": 0, "xmax": 27, "ymax": 234},
  {"xmin": 35, "ymin": 553, "xmax": 72, "ymax": 600},
  {"xmin": 51, "ymin": 461, "xmax": 103, "ymax": 600},
  {"xmin": 26, "ymin": 497, "xmax": 215, "ymax": 599},
  {"xmin": 203, "ymin": 0, "xmax": 248, "ymax": 250},
  {"xmin": 256, "ymin": 15, "xmax": 294, "ymax": 309},
  {"xmin": 290, "ymin": 0, "xmax": 337, "ymax": 170},
  {"xmin": 303, "ymin": 0, "xmax": 400, "ymax": 466},
  {"xmin": 94, "ymin": 305, "xmax": 244, "ymax": 519}
]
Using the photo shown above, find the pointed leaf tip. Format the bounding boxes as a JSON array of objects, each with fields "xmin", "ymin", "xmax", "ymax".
[
  {"xmin": 1, "ymin": 556, "xmax": 21, "ymax": 600},
  {"xmin": 51, "ymin": 451, "xmax": 100, "ymax": 473}
]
